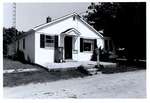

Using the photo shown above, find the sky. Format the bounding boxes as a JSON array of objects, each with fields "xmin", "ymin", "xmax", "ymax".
[{"xmin": 3, "ymin": 3, "xmax": 90, "ymax": 31}]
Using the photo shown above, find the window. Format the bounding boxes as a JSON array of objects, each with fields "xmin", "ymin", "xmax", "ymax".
[
  {"xmin": 45, "ymin": 35, "xmax": 54, "ymax": 47},
  {"xmin": 23, "ymin": 38, "xmax": 25, "ymax": 49},
  {"xmin": 83, "ymin": 39, "xmax": 94, "ymax": 52},
  {"xmin": 40, "ymin": 34, "xmax": 55, "ymax": 48}
]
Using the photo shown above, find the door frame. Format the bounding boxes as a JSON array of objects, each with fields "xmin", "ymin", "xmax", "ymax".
[{"xmin": 64, "ymin": 36, "xmax": 73, "ymax": 59}]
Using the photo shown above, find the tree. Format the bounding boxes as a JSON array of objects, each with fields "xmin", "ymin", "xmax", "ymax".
[
  {"xmin": 3, "ymin": 27, "xmax": 24, "ymax": 55},
  {"xmin": 83, "ymin": 2, "xmax": 119, "ymax": 35},
  {"xmin": 84, "ymin": 2, "xmax": 146, "ymax": 61},
  {"xmin": 118, "ymin": 3, "xmax": 146, "ymax": 61}
]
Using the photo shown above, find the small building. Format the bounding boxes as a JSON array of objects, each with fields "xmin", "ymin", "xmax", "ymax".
[{"xmin": 8, "ymin": 13, "xmax": 104, "ymax": 66}]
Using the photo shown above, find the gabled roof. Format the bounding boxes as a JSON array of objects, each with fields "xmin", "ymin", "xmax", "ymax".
[
  {"xmin": 32, "ymin": 12, "xmax": 78, "ymax": 30},
  {"xmin": 32, "ymin": 12, "xmax": 103, "ymax": 38}
]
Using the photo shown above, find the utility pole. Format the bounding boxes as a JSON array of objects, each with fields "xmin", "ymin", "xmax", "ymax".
[
  {"xmin": 12, "ymin": 2, "xmax": 17, "ymax": 54},
  {"xmin": 12, "ymin": 2, "xmax": 16, "ymax": 28}
]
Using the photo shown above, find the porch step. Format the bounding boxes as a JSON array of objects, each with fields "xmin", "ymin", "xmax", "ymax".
[
  {"xmin": 87, "ymin": 68, "xmax": 98, "ymax": 75},
  {"xmin": 43, "ymin": 61, "xmax": 117, "ymax": 73},
  {"xmin": 64, "ymin": 59, "xmax": 77, "ymax": 62}
]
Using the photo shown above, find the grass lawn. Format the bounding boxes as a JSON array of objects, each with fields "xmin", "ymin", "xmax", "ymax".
[
  {"xmin": 3, "ymin": 58, "xmax": 41, "ymax": 70},
  {"xmin": 3, "ymin": 58, "xmax": 86, "ymax": 87}
]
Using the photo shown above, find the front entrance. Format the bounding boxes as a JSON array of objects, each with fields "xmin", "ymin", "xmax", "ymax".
[{"xmin": 64, "ymin": 36, "xmax": 72, "ymax": 59}]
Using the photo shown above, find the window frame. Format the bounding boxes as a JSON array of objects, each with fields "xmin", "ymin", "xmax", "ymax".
[
  {"xmin": 83, "ymin": 39, "xmax": 94, "ymax": 52},
  {"xmin": 40, "ymin": 34, "xmax": 55, "ymax": 49},
  {"xmin": 45, "ymin": 35, "xmax": 55, "ymax": 48}
]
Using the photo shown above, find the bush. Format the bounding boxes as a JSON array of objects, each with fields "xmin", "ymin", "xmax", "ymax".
[
  {"xmin": 95, "ymin": 64, "xmax": 104, "ymax": 71},
  {"xmin": 115, "ymin": 65, "xmax": 128, "ymax": 72},
  {"xmin": 13, "ymin": 49, "xmax": 26, "ymax": 63},
  {"xmin": 101, "ymin": 67, "xmax": 116, "ymax": 74},
  {"xmin": 27, "ymin": 55, "xmax": 31, "ymax": 63},
  {"xmin": 77, "ymin": 65, "xmax": 90, "ymax": 75},
  {"xmin": 91, "ymin": 49, "xmax": 97, "ymax": 61},
  {"xmin": 101, "ymin": 65, "xmax": 128, "ymax": 74},
  {"xmin": 91, "ymin": 48, "xmax": 117, "ymax": 62},
  {"xmin": 100, "ymin": 50, "xmax": 110, "ymax": 61}
]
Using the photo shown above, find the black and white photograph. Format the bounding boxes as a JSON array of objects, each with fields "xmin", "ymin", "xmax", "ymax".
[{"xmin": 2, "ymin": 0, "xmax": 148, "ymax": 100}]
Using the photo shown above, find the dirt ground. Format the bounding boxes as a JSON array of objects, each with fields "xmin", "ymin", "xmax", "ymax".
[{"xmin": 4, "ymin": 70, "xmax": 146, "ymax": 98}]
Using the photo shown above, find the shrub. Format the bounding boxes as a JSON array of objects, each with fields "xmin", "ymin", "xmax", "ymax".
[
  {"xmin": 101, "ymin": 67, "xmax": 115, "ymax": 74},
  {"xmin": 91, "ymin": 49, "xmax": 97, "ymax": 61},
  {"xmin": 95, "ymin": 64, "xmax": 104, "ymax": 71},
  {"xmin": 91, "ymin": 48, "xmax": 117, "ymax": 62},
  {"xmin": 100, "ymin": 50, "xmax": 110, "ymax": 62},
  {"xmin": 27, "ymin": 55, "xmax": 31, "ymax": 63},
  {"xmin": 116, "ymin": 66, "xmax": 127, "ymax": 72},
  {"xmin": 77, "ymin": 65, "xmax": 90, "ymax": 75},
  {"xmin": 13, "ymin": 49, "xmax": 26, "ymax": 63}
]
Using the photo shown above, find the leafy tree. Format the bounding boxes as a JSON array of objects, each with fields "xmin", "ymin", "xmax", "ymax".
[
  {"xmin": 83, "ymin": 2, "xmax": 119, "ymax": 35},
  {"xmin": 3, "ymin": 27, "xmax": 24, "ymax": 55},
  {"xmin": 84, "ymin": 2, "xmax": 146, "ymax": 61}
]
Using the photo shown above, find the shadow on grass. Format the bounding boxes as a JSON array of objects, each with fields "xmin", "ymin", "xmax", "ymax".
[
  {"xmin": 3, "ymin": 69, "xmax": 87, "ymax": 87},
  {"xmin": 101, "ymin": 60, "xmax": 146, "ymax": 74}
]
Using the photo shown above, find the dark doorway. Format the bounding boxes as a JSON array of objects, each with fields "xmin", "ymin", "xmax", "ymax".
[{"xmin": 64, "ymin": 36, "xmax": 72, "ymax": 59}]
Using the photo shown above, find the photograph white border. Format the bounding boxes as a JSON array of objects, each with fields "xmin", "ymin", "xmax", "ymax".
[{"xmin": 0, "ymin": 0, "xmax": 149, "ymax": 103}]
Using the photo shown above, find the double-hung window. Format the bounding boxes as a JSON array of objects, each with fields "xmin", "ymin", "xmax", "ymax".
[
  {"xmin": 83, "ymin": 39, "xmax": 94, "ymax": 51},
  {"xmin": 80, "ymin": 38, "xmax": 96, "ymax": 52},
  {"xmin": 40, "ymin": 34, "xmax": 55, "ymax": 48},
  {"xmin": 45, "ymin": 35, "xmax": 54, "ymax": 48},
  {"xmin": 80, "ymin": 38, "xmax": 94, "ymax": 52}
]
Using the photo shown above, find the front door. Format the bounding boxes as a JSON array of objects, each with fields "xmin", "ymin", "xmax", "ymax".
[{"xmin": 64, "ymin": 36, "xmax": 72, "ymax": 59}]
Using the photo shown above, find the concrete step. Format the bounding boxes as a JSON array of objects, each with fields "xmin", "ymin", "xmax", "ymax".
[{"xmin": 87, "ymin": 68, "xmax": 98, "ymax": 75}]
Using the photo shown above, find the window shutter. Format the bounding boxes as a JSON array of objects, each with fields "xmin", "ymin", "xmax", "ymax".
[
  {"xmin": 94, "ymin": 39, "xmax": 97, "ymax": 50},
  {"xmin": 23, "ymin": 38, "xmax": 25, "ymax": 49},
  {"xmin": 54, "ymin": 35, "xmax": 58, "ymax": 48},
  {"xmin": 80, "ymin": 38, "xmax": 83, "ymax": 52},
  {"xmin": 40, "ymin": 34, "xmax": 45, "ymax": 48}
]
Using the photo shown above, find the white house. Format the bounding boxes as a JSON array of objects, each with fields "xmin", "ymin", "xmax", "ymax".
[{"xmin": 8, "ymin": 12, "xmax": 104, "ymax": 66}]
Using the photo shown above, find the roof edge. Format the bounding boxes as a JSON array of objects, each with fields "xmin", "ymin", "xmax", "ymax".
[
  {"xmin": 78, "ymin": 17, "xmax": 104, "ymax": 39},
  {"xmin": 33, "ymin": 12, "xmax": 78, "ymax": 31},
  {"xmin": 32, "ymin": 12, "xmax": 103, "ymax": 39}
]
